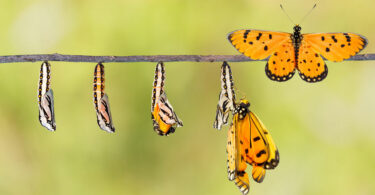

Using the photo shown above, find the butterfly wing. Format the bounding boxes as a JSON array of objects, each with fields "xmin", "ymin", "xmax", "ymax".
[
  {"xmin": 249, "ymin": 112, "xmax": 279, "ymax": 169},
  {"xmin": 251, "ymin": 165, "xmax": 266, "ymax": 183},
  {"xmin": 158, "ymin": 93, "xmax": 182, "ymax": 126},
  {"xmin": 227, "ymin": 121, "xmax": 236, "ymax": 181},
  {"xmin": 302, "ymin": 33, "xmax": 367, "ymax": 62},
  {"xmin": 39, "ymin": 89, "xmax": 56, "ymax": 131},
  {"xmin": 152, "ymin": 92, "xmax": 183, "ymax": 136},
  {"xmin": 297, "ymin": 42, "xmax": 328, "ymax": 82},
  {"xmin": 228, "ymin": 30, "xmax": 296, "ymax": 81},
  {"xmin": 214, "ymin": 61, "xmax": 236, "ymax": 130},
  {"xmin": 244, "ymin": 111, "xmax": 270, "ymax": 165},
  {"xmin": 265, "ymin": 40, "xmax": 296, "ymax": 81},
  {"xmin": 96, "ymin": 93, "xmax": 115, "ymax": 133},
  {"xmin": 233, "ymin": 173, "xmax": 250, "ymax": 195},
  {"xmin": 226, "ymin": 114, "xmax": 250, "ymax": 195},
  {"xmin": 228, "ymin": 30, "xmax": 292, "ymax": 60}
]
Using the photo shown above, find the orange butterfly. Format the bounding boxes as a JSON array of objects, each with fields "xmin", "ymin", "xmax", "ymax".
[
  {"xmin": 228, "ymin": 25, "xmax": 367, "ymax": 82},
  {"xmin": 227, "ymin": 99, "xmax": 279, "ymax": 195}
]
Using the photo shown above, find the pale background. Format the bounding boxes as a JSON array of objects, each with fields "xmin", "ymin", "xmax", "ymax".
[{"xmin": 0, "ymin": 0, "xmax": 374, "ymax": 194}]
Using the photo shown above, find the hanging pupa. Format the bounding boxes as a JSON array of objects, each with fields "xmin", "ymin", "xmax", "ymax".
[
  {"xmin": 38, "ymin": 61, "xmax": 56, "ymax": 131},
  {"xmin": 93, "ymin": 63, "xmax": 115, "ymax": 133},
  {"xmin": 213, "ymin": 61, "xmax": 236, "ymax": 130},
  {"xmin": 151, "ymin": 62, "xmax": 183, "ymax": 136}
]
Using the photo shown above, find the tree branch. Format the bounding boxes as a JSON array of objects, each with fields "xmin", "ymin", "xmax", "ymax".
[{"xmin": 0, "ymin": 53, "xmax": 374, "ymax": 63}]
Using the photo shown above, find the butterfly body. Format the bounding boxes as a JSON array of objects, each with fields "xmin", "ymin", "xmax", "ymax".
[
  {"xmin": 228, "ymin": 25, "xmax": 367, "ymax": 82},
  {"xmin": 291, "ymin": 25, "xmax": 302, "ymax": 61}
]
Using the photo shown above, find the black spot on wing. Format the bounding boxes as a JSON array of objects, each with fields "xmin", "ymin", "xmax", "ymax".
[
  {"xmin": 265, "ymin": 62, "xmax": 295, "ymax": 82},
  {"xmin": 298, "ymin": 64, "xmax": 328, "ymax": 83},
  {"xmin": 343, "ymin": 33, "xmax": 351, "ymax": 42},
  {"xmin": 331, "ymin": 35, "xmax": 338, "ymax": 43},
  {"xmin": 256, "ymin": 150, "xmax": 267, "ymax": 158},
  {"xmin": 243, "ymin": 30, "xmax": 250, "ymax": 43},
  {"xmin": 264, "ymin": 150, "xmax": 280, "ymax": 169}
]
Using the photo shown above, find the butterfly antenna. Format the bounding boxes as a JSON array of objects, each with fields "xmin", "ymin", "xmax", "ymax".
[
  {"xmin": 280, "ymin": 4, "xmax": 295, "ymax": 25},
  {"xmin": 299, "ymin": 3, "xmax": 318, "ymax": 24}
]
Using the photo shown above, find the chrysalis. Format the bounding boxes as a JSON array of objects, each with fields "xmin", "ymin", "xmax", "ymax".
[
  {"xmin": 151, "ymin": 62, "xmax": 182, "ymax": 136},
  {"xmin": 213, "ymin": 61, "xmax": 236, "ymax": 130},
  {"xmin": 38, "ymin": 61, "xmax": 56, "ymax": 131},
  {"xmin": 93, "ymin": 63, "xmax": 115, "ymax": 133}
]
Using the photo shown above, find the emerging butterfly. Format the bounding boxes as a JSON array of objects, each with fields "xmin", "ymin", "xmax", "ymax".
[
  {"xmin": 213, "ymin": 61, "xmax": 236, "ymax": 130},
  {"xmin": 93, "ymin": 63, "xmax": 115, "ymax": 133},
  {"xmin": 151, "ymin": 62, "xmax": 183, "ymax": 136},
  {"xmin": 227, "ymin": 99, "xmax": 279, "ymax": 195},
  {"xmin": 38, "ymin": 61, "xmax": 56, "ymax": 131},
  {"xmin": 228, "ymin": 25, "xmax": 367, "ymax": 82}
]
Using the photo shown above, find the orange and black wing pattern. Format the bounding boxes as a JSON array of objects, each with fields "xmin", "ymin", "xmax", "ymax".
[
  {"xmin": 227, "ymin": 112, "xmax": 250, "ymax": 195},
  {"xmin": 228, "ymin": 30, "xmax": 292, "ymax": 60},
  {"xmin": 248, "ymin": 111, "xmax": 279, "ymax": 170},
  {"xmin": 297, "ymin": 32, "xmax": 367, "ymax": 82},
  {"xmin": 228, "ymin": 26, "xmax": 368, "ymax": 83},
  {"xmin": 151, "ymin": 62, "xmax": 183, "ymax": 136},
  {"xmin": 265, "ymin": 40, "xmax": 296, "ymax": 81},
  {"xmin": 228, "ymin": 29, "xmax": 296, "ymax": 81},
  {"xmin": 226, "ymin": 99, "xmax": 279, "ymax": 194},
  {"xmin": 302, "ymin": 33, "xmax": 367, "ymax": 62}
]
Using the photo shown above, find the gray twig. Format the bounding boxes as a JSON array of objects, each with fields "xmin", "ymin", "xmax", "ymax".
[{"xmin": 0, "ymin": 53, "xmax": 374, "ymax": 63}]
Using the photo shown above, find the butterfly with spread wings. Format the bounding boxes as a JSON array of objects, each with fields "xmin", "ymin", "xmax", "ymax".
[
  {"xmin": 151, "ymin": 62, "xmax": 183, "ymax": 136},
  {"xmin": 227, "ymin": 99, "xmax": 279, "ymax": 195},
  {"xmin": 228, "ymin": 25, "xmax": 367, "ymax": 82}
]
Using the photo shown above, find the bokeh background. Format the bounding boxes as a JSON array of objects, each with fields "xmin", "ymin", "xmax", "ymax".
[{"xmin": 0, "ymin": 0, "xmax": 375, "ymax": 194}]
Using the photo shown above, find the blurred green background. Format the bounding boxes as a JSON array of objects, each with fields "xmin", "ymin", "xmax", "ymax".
[{"xmin": 0, "ymin": 0, "xmax": 374, "ymax": 194}]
